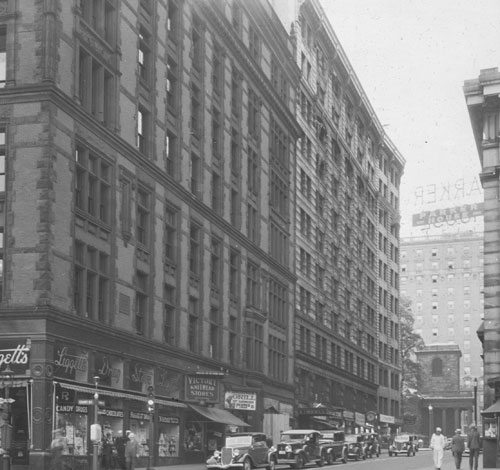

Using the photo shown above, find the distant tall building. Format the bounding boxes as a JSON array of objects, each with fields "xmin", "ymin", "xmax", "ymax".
[
  {"xmin": 400, "ymin": 233, "xmax": 484, "ymax": 411},
  {"xmin": 273, "ymin": 0, "xmax": 405, "ymax": 435}
]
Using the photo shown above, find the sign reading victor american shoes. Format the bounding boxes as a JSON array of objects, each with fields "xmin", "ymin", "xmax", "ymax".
[{"xmin": 184, "ymin": 375, "xmax": 219, "ymax": 402}]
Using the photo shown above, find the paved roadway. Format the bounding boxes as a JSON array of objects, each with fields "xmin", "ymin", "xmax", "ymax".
[{"xmin": 137, "ymin": 449, "xmax": 482, "ymax": 470}]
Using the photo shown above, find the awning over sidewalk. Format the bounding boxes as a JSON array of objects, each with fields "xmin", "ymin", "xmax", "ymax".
[
  {"xmin": 482, "ymin": 399, "xmax": 500, "ymax": 416},
  {"xmin": 189, "ymin": 404, "xmax": 249, "ymax": 427}
]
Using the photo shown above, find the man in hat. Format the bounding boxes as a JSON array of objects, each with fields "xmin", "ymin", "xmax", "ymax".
[
  {"xmin": 125, "ymin": 432, "xmax": 139, "ymax": 470},
  {"xmin": 467, "ymin": 424, "xmax": 481, "ymax": 470},
  {"xmin": 451, "ymin": 428, "xmax": 465, "ymax": 469},
  {"xmin": 430, "ymin": 426, "xmax": 447, "ymax": 470},
  {"xmin": 114, "ymin": 430, "xmax": 128, "ymax": 470}
]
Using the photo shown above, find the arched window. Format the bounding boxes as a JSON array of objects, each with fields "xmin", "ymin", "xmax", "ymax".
[{"xmin": 431, "ymin": 357, "xmax": 443, "ymax": 376}]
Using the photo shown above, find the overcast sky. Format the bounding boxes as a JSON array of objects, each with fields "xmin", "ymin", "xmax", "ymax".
[{"xmin": 319, "ymin": 0, "xmax": 500, "ymax": 215}]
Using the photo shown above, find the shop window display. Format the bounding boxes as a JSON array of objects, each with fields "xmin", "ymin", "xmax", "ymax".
[
  {"xmin": 185, "ymin": 421, "xmax": 203, "ymax": 452},
  {"xmin": 158, "ymin": 415, "xmax": 180, "ymax": 457},
  {"xmin": 129, "ymin": 410, "xmax": 152, "ymax": 457},
  {"xmin": 55, "ymin": 407, "xmax": 88, "ymax": 456}
]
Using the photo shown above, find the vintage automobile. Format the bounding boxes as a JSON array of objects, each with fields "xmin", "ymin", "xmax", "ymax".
[
  {"xmin": 319, "ymin": 430, "xmax": 345, "ymax": 463},
  {"xmin": 275, "ymin": 429, "xmax": 333, "ymax": 468},
  {"xmin": 388, "ymin": 434, "xmax": 417, "ymax": 457},
  {"xmin": 341, "ymin": 434, "xmax": 365, "ymax": 462},
  {"xmin": 206, "ymin": 432, "xmax": 277, "ymax": 470}
]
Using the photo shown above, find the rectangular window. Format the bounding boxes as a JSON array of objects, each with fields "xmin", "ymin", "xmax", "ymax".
[
  {"xmin": 0, "ymin": 27, "xmax": 6, "ymax": 87},
  {"xmin": 191, "ymin": 14, "xmax": 203, "ymax": 70},
  {"xmin": 231, "ymin": 69, "xmax": 241, "ymax": 117},
  {"xmin": 245, "ymin": 321, "xmax": 263, "ymax": 372},
  {"xmin": 164, "ymin": 206, "xmax": 178, "ymax": 264},
  {"xmin": 246, "ymin": 262, "xmax": 260, "ymax": 308},
  {"xmin": 229, "ymin": 315, "xmax": 237, "ymax": 365},
  {"xmin": 167, "ymin": 0, "xmax": 180, "ymax": 43},
  {"xmin": 248, "ymin": 89, "xmax": 260, "ymax": 140},
  {"xmin": 136, "ymin": 186, "xmax": 151, "ymax": 247},
  {"xmin": 189, "ymin": 222, "xmax": 201, "ymax": 276},
  {"xmin": 75, "ymin": 146, "xmax": 111, "ymax": 224},
  {"xmin": 167, "ymin": 56, "xmax": 178, "ymax": 114},
  {"xmin": 230, "ymin": 189, "xmax": 240, "ymax": 228},
  {"xmin": 247, "ymin": 203, "xmax": 259, "ymax": 244},
  {"xmin": 269, "ymin": 335, "xmax": 286, "ymax": 381},
  {"xmin": 248, "ymin": 25, "xmax": 260, "ymax": 63},
  {"xmin": 248, "ymin": 147, "xmax": 259, "ymax": 196},
  {"xmin": 210, "ymin": 237, "xmax": 221, "ymax": 289},
  {"xmin": 164, "ymin": 284, "xmax": 176, "ymax": 345},
  {"xmin": 135, "ymin": 270, "xmax": 149, "ymax": 335},
  {"xmin": 74, "ymin": 241, "xmax": 110, "ymax": 322},
  {"xmin": 137, "ymin": 106, "xmax": 150, "ymax": 154},
  {"xmin": 229, "ymin": 249, "xmax": 240, "ymax": 300},
  {"xmin": 209, "ymin": 306, "xmax": 220, "ymax": 359},
  {"xmin": 211, "ymin": 171, "xmax": 222, "ymax": 213},
  {"xmin": 165, "ymin": 130, "xmax": 177, "ymax": 177},
  {"xmin": 138, "ymin": 25, "xmax": 152, "ymax": 85},
  {"xmin": 212, "ymin": 108, "xmax": 221, "ymax": 158},
  {"xmin": 212, "ymin": 43, "xmax": 223, "ymax": 96},
  {"xmin": 190, "ymin": 153, "xmax": 200, "ymax": 195},
  {"xmin": 190, "ymin": 83, "xmax": 201, "ymax": 137},
  {"xmin": 188, "ymin": 296, "xmax": 199, "ymax": 353}
]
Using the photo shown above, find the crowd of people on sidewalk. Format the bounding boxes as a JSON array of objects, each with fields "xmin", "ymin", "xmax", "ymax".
[
  {"xmin": 429, "ymin": 424, "xmax": 481, "ymax": 470},
  {"xmin": 50, "ymin": 427, "xmax": 140, "ymax": 470}
]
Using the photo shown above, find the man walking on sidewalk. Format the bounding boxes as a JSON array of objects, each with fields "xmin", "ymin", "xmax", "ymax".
[
  {"xmin": 467, "ymin": 424, "xmax": 481, "ymax": 470},
  {"xmin": 430, "ymin": 426, "xmax": 447, "ymax": 470},
  {"xmin": 451, "ymin": 428, "xmax": 465, "ymax": 469}
]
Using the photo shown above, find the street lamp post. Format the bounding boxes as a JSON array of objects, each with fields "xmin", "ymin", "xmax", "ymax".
[
  {"xmin": 146, "ymin": 386, "xmax": 155, "ymax": 470},
  {"xmin": 92, "ymin": 376, "xmax": 100, "ymax": 470},
  {"xmin": 473, "ymin": 377, "xmax": 478, "ymax": 426},
  {"xmin": 0, "ymin": 365, "xmax": 14, "ymax": 470},
  {"xmin": 428, "ymin": 404, "xmax": 433, "ymax": 441}
]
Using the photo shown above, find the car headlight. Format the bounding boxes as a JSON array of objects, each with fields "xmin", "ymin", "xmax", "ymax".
[
  {"xmin": 213, "ymin": 450, "xmax": 220, "ymax": 458},
  {"xmin": 233, "ymin": 449, "xmax": 240, "ymax": 457},
  {"xmin": 285, "ymin": 445, "xmax": 292, "ymax": 452}
]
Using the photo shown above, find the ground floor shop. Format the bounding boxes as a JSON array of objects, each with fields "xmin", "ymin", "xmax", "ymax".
[{"xmin": 0, "ymin": 322, "xmax": 294, "ymax": 470}]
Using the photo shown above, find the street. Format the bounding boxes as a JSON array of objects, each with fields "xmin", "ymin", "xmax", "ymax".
[{"xmin": 137, "ymin": 449, "xmax": 483, "ymax": 470}]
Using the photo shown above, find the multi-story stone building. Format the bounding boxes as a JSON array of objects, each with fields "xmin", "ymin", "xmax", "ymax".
[
  {"xmin": 464, "ymin": 67, "xmax": 500, "ymax": 468},
  {"xmin": 273, "ymin": 0, "xmax": 405, "ymax": 435},
  {"xmin": 0, "ymin": 1, "xmax": 301, "ymax": 468},
  {"xmin": 400, "ymin": 233, "xmax": 484, "ymax": 401}
]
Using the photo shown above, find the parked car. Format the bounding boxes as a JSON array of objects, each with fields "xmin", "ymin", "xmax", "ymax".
[
  {"xmin": 388, "ymin": 434, "xmax": 417, "ymax": 457},
  {"xmin": 319, "ymin": 430, "xmax": 345, "ymax": 463},
  {"xmin": 341, "ymin": 434, "xmax": 365, "ymax": 462},
  {"xmin": 275, "ymin": 429, "xmax": 332, "ymax": 468},
  {"xmin": 206, "ymin": 433, "xmax": 277, "ymax": 470}
]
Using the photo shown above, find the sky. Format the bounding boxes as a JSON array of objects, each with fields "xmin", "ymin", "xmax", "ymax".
[{"xmin": 319, "ymin": 0, "xmax": 500, "ymax": 234}]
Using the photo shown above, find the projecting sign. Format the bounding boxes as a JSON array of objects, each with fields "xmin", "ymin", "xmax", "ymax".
[{"xmin": 224, "ymin": 392, "xmax": 257, "ymax": 410}]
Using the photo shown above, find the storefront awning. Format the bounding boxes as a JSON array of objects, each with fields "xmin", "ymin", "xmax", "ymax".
[
  {"xmin": 57, "ymin": 380, "xmax": 186, "ymax": 408},
  {"xmin": 481, "ymin": 399, "xmax": 500, "ymax": 416},
  {"xmin": 189, "ymin": 404, "xmax": 249, "ymax": 427}
]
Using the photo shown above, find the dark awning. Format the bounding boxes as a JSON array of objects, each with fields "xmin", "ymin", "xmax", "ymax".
[
  {"xmin": 189, "ymin": 404, "xmax": 249, "ymax": 427},
  {"xmin": 481, "ymin": 399, "xmax": 500, "ymax": 416}
]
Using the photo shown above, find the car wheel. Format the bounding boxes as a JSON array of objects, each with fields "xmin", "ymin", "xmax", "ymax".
[
  {"xmin": 341, "ymin": 450, "xmax": 347, "ymax": 464},
  {"xmin": 268, "ymin": 456, "xmax": 277, "ymax": 470},
  {"xmin": 388, "ymin": 451, "xmax": 392, "ymax": 457},
  {"xmin": 243, "ymin": 457, "xmax": 252, "ymax": 470},
  {"xmin": 325, "ymin": 451, "xmax": 333, "ymax": 465},
  {"xmin": 407, "ymin": 450, "xmax": 411, "ymax": 457},
  {"xmin": 317, "ymin": 454, "xmax": 325, "ymax": 467},
  {"xmin": 293, "ymin": 453, "xmax": 304, "ymax": 469}
]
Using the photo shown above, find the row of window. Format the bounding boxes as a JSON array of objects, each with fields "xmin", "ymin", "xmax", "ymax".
[{"xmin": 401, "ymin": 272, "xmax": 482, "ymax": 283}]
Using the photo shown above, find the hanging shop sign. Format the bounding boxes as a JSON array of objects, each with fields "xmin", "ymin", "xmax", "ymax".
[
  {"xmin": 379, "ymin": 414, "xmax": 395, "ymax": 424},
  {"xmin": 184, "ymin": 375, "xmax": 219, "ymax": 402},
  {"xmin": 355, "ymin": 412, "xmax": 365, "ymax": 426},
  {"xmin": 224, "ymin": 392, "xmax": 256, "ymax": 411},
  {"xmin": 54, "ymin": 344, "xmax": 89, "ymax": 381},
  {"xmin": 0, "ymin": 340, "xmax": 30, "ymax": 374},
  {"xmin": 366, "ymin": 411, "xmax": 377, "ymax": 423}
]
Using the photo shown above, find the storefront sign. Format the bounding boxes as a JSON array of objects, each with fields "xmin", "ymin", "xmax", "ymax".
[
  {"xmin": 343, "ymin": 410, "xmax": 354, "ymax": 420},
  {"xmin": 0, "ymin": 340, "xmax": 30, "ymax": 374},
  {"xmin": 130, "ymin": 411, "xmax": 151, "ymax": 420},
  {"xmin": 56, "ymin": 405, "xmax": 89, "ymax": 414},
  {"xmin": 224, "ymin": 392, "xmax": 256, "ymax": 410},
  {"xmin": 185, "ymin": 375, "xmax": 219, "ymax": 402},
  {"xmin": 412, "ymin": 203, "xmax": 483, "ymax": 227},
  {"xmin": 54, "ymin": 344, "xmax": 88, "ymax": 381},
  {"xmin": 159, "ymin": 416, "xmax": 180, "ymax": 424},
  {"xmin": 298, "ymin": 407, "xmax": 342, "ymax": 419},
  {"xmin": 355, "ymin": 412, "xmax": 365, "ymax": 426},
  {"xmin": 379, "ymin": 414, "xmax": 395, "ymax": 424},
  {"xmin": 99, "ymin": 409, "xmax": 124, "ymax": 418}
]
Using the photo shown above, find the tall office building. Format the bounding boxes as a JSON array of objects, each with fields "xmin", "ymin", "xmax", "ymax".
[
  {"xmin": 273, "ymin": 0, "xmax": 405, "ymax": 435},
  {"xmin": 400, "ymin": 233, "xmax": 484, "ymax": 411},
  {"xmin": 0, "ymin": 1, "xmax": 301, "ymax": 468}
]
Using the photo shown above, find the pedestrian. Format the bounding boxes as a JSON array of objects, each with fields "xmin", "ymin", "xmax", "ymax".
[
  {"xmin": 50, "ymin": 428, "xmax": 68, "ymax": 470},
  {"xmin": 430, "ymin": 426, "xmax": 447, "ymax": 470},
  {"xmin": 451, "ymin": 428, "xmax": 465, "ymax": 469},
  {"xmin": 101, "ymin": 431, "xmax": 115, "ymax": 469},
  {"xmin": 467, "ymin": 424, "xmax": 481, "ymax": 470},
  {"xmin": 125, "ymin": 432, "xmax": 139, "ymax": 470},
  {"xmin": 114, "ymin": 430, "xmax": 128, "ymax": 470}
]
